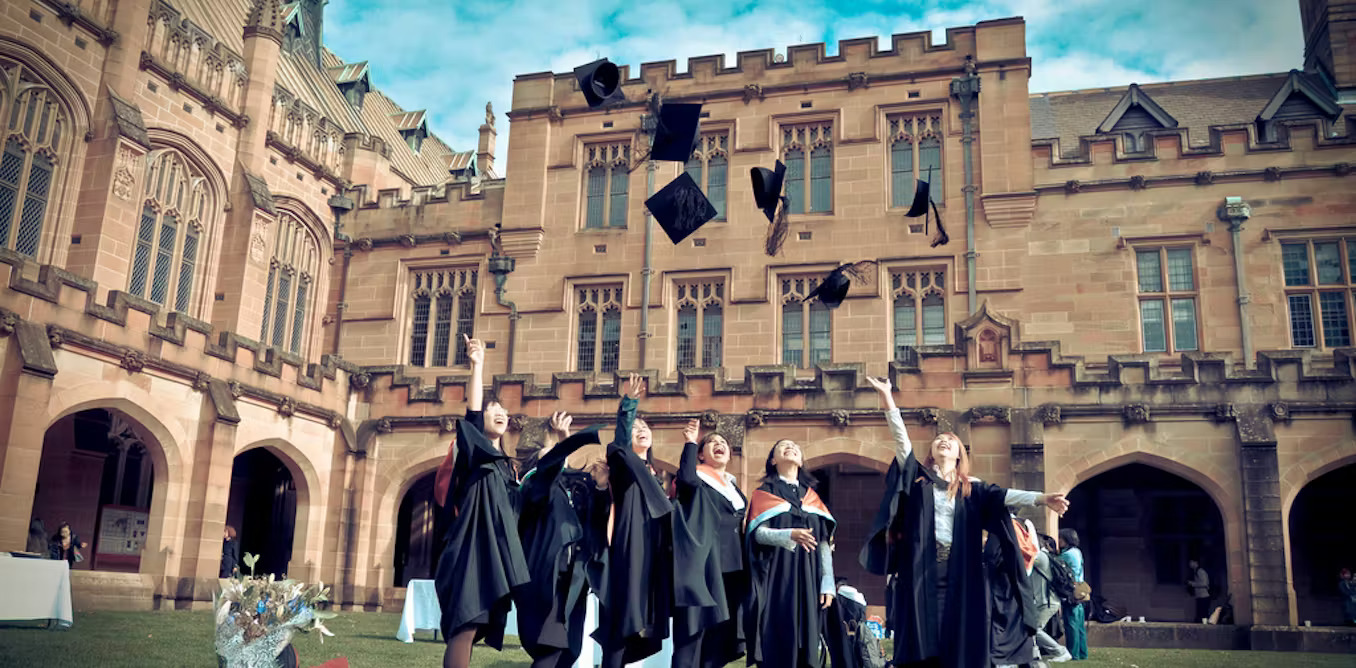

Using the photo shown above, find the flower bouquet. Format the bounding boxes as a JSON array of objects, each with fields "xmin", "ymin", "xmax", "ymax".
[{"xmin": 215, "ymin": 552, "xmax": 336, "ymax": 668}]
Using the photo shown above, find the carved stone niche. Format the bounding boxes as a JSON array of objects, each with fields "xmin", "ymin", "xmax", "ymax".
[{"xmin": 955, "ymin": 301, "xmax": 1019, "ymax": 372}]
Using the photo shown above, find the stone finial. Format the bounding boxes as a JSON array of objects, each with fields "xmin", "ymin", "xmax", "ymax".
[
  {"xmin": 1035, "ymin": 403, "xmax": 1062, "ymax": 426},
  {"xmin": 745, "ymin": 410, "xmax": 766, "ymax": 428},
  {"xmin": 244, "ymin": 0, "xmax": 285, "ymax": 43},
  {"xmin": 701, "ymin": 410, "xmax": 720, "ymax": 429},
  {"xmin": 1123, "ymin": 403, "xmax": 1151, "ymax": 424},
  {"xmin": 485, "ymin": 101, "xmax": 495, "ymax": 128},
  {"xmin": 831, "ymin": 409, "xmax": 851, "ymax": 427}
]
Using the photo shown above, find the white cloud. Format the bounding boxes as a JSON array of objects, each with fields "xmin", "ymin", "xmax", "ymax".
[{"xmin": 323, "ymin": 0, "xmax": 1304, "ymax": 171}]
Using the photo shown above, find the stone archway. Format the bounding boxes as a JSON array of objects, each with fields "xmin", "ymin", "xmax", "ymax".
[
  {"xmin": 1063, "ymin": 462, "xmax": 1228, "ymax": 622},
  {"xmin": 392, "ymin": 471, "xmax": 444, "ymax": 587},
  {"xmin": 31, "ymin": 408, "xmax": 166, "ymax": 574},
  {"xmin": 1288, "ymin": 461, "xmax": 1356, "ymax": 626},
  {"xmin": 226, "ymin": 443, "xmax": 312, "ymax": 579},
  {"xmin": 805, "ymin": 452, "xmax": 890, "ymax": 604}
]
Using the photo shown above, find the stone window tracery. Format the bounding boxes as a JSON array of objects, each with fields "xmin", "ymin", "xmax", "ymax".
[
  {"xmin": 781, "ymin": 275, "xmax": 831, "ymax": 368},
  {"xmin": 576, "ymin": 284, "xmax": 623, "ymax": 373},
  {"xmin": 674, "ymin": 280, "xmax": 724, "ymax": 370},
  {"xmin": 259, "ymin": 213, "xmax": 320, "ymax": 356},
  {"xmin": 891, "ymin": 268, "xmax": 947, "ymax": 357},
  {"xmin": 683, "ymin": 134, "xmax": 729, "ymax": 221},
  {"xmin": 129, "ymin": 149, "xmax": 213, "ymax": 314},
  {"xmin": 0, "ymin": 61, "xmax": 69, "ymax": 258},
  {"xmin": 781, "ymin": 123, "xmax": 832, "ymax": 214},
  {"xmin": 407, "ymin": 267, "xmax": 478, "ymax": 367},
  {"xmin": 583, "ymin": 142, "xmax": 630, "ymax": 229},
  {"xmin": 888, "ymin": 114, "xmax": 944, "ymax": 208}
]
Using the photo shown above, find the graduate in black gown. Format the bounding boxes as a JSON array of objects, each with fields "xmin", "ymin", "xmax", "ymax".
[
  {"xmin": 745, "ymin": 438, "xmax": 837, "ymax": 668},
  {"xmin": 671, "ymin": 419, "xmax": 748, "ymax": 668},
  {"xmin": 517, "ymin": 411, "xmax": 605, "ymax": 668},
  {"xmin": 593, "ymin": 374, "xmax": 676, "ymax": 668},
  {"xmin": 858, "ymin": 376, "xmax": 1069, "ymax": 668},
  {"xmin": 432, "ymin": 335, "xmax": 529, "ymax": 668}
]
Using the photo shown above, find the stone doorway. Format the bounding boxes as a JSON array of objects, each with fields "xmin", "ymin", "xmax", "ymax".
[
  {"xmin": 1289, "ymin": 461, "xmax": 1356, "ymax": 626},
  {"xmin": 393, "ymin": 471, "xmax": 445, "ymax": 586},
  {"xmin": 226, "ymin": 448, "xmax": 298, "ymax": 578}
]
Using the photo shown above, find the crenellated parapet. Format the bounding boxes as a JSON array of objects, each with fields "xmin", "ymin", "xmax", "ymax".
[{"xmin": 142, "ymin": 0, "xmax": 249, "ymax": 125}]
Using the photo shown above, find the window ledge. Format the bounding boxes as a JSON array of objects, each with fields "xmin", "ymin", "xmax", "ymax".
[
  {"xmin": 1117, "ymin": 233, "xmax": 1209, "ymax": 250},
  {"xmin": 1261, "ymin": 226, "xmax": 1354, "ymax": 242},
  {"xmin": 576, "ymin": 226, "xmax": 630, "ymax": 234}
]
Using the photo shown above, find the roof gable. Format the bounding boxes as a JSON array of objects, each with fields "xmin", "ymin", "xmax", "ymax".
[
  {"xmin": 391, "ymin": 110, "xmax": 428, "ymax": 133},
  {"xmin": 1258, "ymin": 70, "xmax": 1341, "ymax": 122},
  {"xmin": 328, "ymin": 61, "xmax": 369, "ymax": 85},
  {"xmin": 1096, "ymin": 83, "xmax": 1178, "ymax": 134}
]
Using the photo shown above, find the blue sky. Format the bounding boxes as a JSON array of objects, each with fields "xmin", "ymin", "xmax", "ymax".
[{"xmin": 324, "ymin": 0, "xmax": 1303, "ymax": 163}]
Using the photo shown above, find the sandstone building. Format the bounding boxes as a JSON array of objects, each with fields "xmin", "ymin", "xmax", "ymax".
[{"xmin": 1, "ymin": 0, "xmax": 1354, "ymax": 639}]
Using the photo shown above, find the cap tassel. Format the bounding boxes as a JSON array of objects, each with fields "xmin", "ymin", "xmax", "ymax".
[
  {"xmin": 673, "ymin": 184, "xmax": 705, "ymax": 227},
  {"xmin": 765, "ymin": 195, "xmax": 790, "ymax": 257},
  {"xmin": 928, "ymin": 198, "xmax": 949, "ymax": 247}
]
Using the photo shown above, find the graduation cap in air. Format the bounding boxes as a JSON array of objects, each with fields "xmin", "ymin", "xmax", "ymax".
[
  {"xmin": 904, "ymin": 165, "xmax": 949, "ymax": 248},
  {"xmin": 646, "ymin": 171, "xmax": 718, "ymax": 245},
  {"xmin": 650, "ymin": 103, "xmax": 703, "ymax": 162},
  {"xmin": 751, "ymin": 160, "xmax": 790, "ymax": 257},
  {"xmin": 803, "ymin": 260, "xmax": 879, "ymax": 309},
  {"xmin": 574, "ymin": 59, "xmax": 625, "ymax": 108}
]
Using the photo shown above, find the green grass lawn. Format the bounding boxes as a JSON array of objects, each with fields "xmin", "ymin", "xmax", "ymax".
[{"xmin": 0, "ymin": 610, "xmax": 1352, "ymax": 667}]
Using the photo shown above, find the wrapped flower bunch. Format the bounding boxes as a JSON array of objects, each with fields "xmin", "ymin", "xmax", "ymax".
[{"xmin": 215, "ymin": 552, "xmax": 336, "ymax": 668}]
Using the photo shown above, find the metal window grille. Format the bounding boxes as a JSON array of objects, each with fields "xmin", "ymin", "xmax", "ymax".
[
  {"xmin": 601, "ymin": 309, "xmax": 621, "ymax": 373},
  {"xmin": 149, "ymin": 212, "xmax": 177, "ymax": 305},
  {"xmin": 918, "ymin": 136, "xmax": 942, "ymax": 200},
  {"xmin": 922, "ymin": 293, "xmax": 946, "ymax": 345},
  {"xmin": 175, "ymin": 226, "xmax": 198, "ymax": 312},
  {"xmin": 676, "ymin": 304, "xmax": 697, "ymax": 370},
  {"xmin": 890, "ymin": 140, "xmax": 913, "ymax": 208},
  {"xmin": 1319, "ymin": 291, "xmax": 1351, "ymax": 347},
  {"xmin": 809, "ymin": 146, "xmax": 832, "ymax": 213},
  {"xmin": 809, "ymin": 301, "xmax": 831, "ymax": 365},
  {"xmin": 15, "ymin": 152, "xmax": 51, "ymax": 257},
  {"xmin": 894, "ymin": 296, "xmax": 917, "ymax": 357},
  {"xmin": 585, "ymin": 166, "xmax": 605, "ymax": 228},
  {"xmin": 290, "ymin": 276, "xmax": 309, "ymax": 354},
  {"xmin": 130, "ymin": 204, "xmax": 157, "ymax": 297},
  {"xmin": 272, "ymin": 272, "xmax": 291, "ymax": 347},
  {"xmin": 608, "ymin": 167, "xmax": 627, "ymax": 228},
  {"xmin": 1288, "ymin": 294, "xmax": 1315, "ymax": 347},
  {"xmin": 784, "ymin": 148, "xmax": 805, "ymax": 214},
  {"xmin": 577, "ymin": 308, "xmax": 597, "ymax": 372},
  {"xmin": 1281, "ymin": 243, "xmax": 1309, "ymax": 286},
  {"xmin": 454, "ymin": 289, "xmax": 475, "ymax": 366},
  {"xmin": 409, "ymin": 293, "xmax": 431, "ymax": 366},
  {"xmin": 431, "ymin": 293, "xmax": 454, "ymax": 366},
  {"xmin": 260, "ymin": 264, "xmax": 277, "ymax": 342},
  {"xmin": 708, "ymin": 154, "xmax": 727, "ymax": 221},
  {"xmin": 1170, "ymin": 297, "xmax": 1198, "ymax": 351},
  {"xmin": 702, "ymin": 301, "xmax": 723, "ymax": 367},
  {"xmin": 0, "ymin": 141, "xmax": 21, "ymax": 247},
  {"xmin": 1140, "ymin": 299, "xmax": 1167, "ymax": 352}
]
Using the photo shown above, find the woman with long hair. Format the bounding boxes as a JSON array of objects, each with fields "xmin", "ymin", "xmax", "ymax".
[
  {"xmin": 593, "ymin": 374, "xmax": 676, "ymax": 668},
  {"xmin": 432, "ymin": 335, "xmax": 530, "ymax": 668},
  {"xmin": 745, "ymin": 437, "xmax": 836, "ymax": 667},
  {"xmin": 516, "ymin": 411, "xmax": 604, "ymax": 668},
  {"xmin": 48, "ymin": 522, "xmax": 87, "ymax": 567},
  {"xmin": 671, "ymin": 419, "xmax": 747, "ymax": 668},
  {"xmin": 860, "ymin": 376, "xmax": 1069, "ymax": 668},
  {"xmin": 1058, "ymin": 528, "xmax": 1088, "ymax": 660}
]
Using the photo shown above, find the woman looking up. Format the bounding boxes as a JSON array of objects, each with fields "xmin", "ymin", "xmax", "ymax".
[
  {"xmin": 433, "ymin": 335, "xmax": 529, "ymax": 668},
  {"xmin": 745, "ymin": 437, "xmax": 836, "ymax": 667},
  {"xmin": 860, "ymin": 375, "xmax": 1070, "ymax": 668}
]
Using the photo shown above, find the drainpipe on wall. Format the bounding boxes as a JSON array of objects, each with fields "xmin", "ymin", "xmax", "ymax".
[
  {"xmin": 488, "ymin": 252, "xmax": 519, "ymax": 374},
  {"xmin": 1218, "ymin": 197, "xmax": 1254, "ymax": 369},
  {"xmin": 950, "ymin": 59, "xmax": 982, "ymax": 314},
  {"xmin": 637, "ymin": 93, "xmax": 661, "ymax": 371}
]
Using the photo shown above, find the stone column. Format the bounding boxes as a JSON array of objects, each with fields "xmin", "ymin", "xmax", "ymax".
[
  {"xmin": 1235, "ymin": 408, "xmax": 1289, "ymax": 625},
  {"xmin": 0, "ymin": 320, "xmax": 58, "ymax": 550},
  {"xmin": 1010, "ymin": 407, "xmax": 1051, "ymax": 532}
]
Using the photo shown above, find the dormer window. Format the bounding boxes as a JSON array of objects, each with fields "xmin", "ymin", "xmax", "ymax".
[
  {"xmin": 1095, "ymin": 83, "xmax": 1178, "ymax": 155},
  {"xmin": 391, "ymin": 110, "xmax": 428, "ymax": 154},
  {"xmin": 328, "ymin": 62, "xmax": 370, "ymax": 111},
  {"xmin": 1256, "ymin": 69, "xmax": 1342, "ymax": 143}
]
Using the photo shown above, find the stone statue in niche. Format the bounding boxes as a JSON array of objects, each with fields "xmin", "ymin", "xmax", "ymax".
[
  {"xmin": 485, "ymin": 101, "xmax": 495, "ymax": 128},
  {"xmin": 979, "ymin": 329, "xmax": 1000, "ymax": 364}
]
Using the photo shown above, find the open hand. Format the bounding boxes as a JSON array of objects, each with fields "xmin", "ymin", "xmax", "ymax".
[
  {"xmin": 820, "ymin": 593, "xmax": 833, "ymax": 609},
  {"xmin": 625, "ymin": 373, "xmax": 647, "ymax": 399},
  {"xmin": 1042, "ymin": 493, "xmax": 1070, "ymax": 516},
  {"xmin": 683, "ymin": 418, "xmax": 699, "ymax": 444},
  {"xmin": 548, "ymin": 411, "xmax": 572, "ymax": 439},
  {"xmin": 463, "ymin": 334, "xmax": 485, "ymax": 366},
  {"xmin": 865, "ymin": 375, "xmax": 892, "ymax": 394}
]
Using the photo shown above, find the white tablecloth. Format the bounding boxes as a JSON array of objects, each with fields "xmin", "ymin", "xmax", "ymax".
[
  {"xmin": 397, "ymin": 581, "xmax": 670, "ymax": 667},
  {"xmin": 0, "ymin": 554, "xmax": 73, "ymax": 628}
]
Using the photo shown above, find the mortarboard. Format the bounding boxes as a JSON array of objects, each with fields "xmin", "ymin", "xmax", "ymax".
[
  {"xmin": 751, "ymin": 161, "xmax": 789, "ymax": 256},
  {"xmin": 650, "ymin": 103, "xmax": 703, "ymax": 162},
  {"xmin": 803, "ymin": 261, "xmax": 879, "ymax": 309},
  {"xmin": 645, "ymin": 172, "xmax": 718, "ymax": 245},
  {"xmin": 574, "ymin": 59, "xmax": 625, "ymax": 109},
  {"xmin": 904, "ymin": 165, "xmax": 949, "ymax": 248}
]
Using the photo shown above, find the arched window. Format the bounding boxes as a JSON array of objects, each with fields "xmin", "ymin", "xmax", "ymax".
[
  {"xmin": 128, "ymin": 149, "xmax": 213, "ymax": 313},
  {"xmin": 259, "ymin": 213, "xmax": 319, "ymax": 356},
  {"xmin": 0, "ymin": 60, "xmax": 70, "ymax": 257}
]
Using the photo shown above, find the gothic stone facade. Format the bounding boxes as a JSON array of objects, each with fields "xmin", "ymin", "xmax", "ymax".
[{"xmin": 1, "ymin": 0, "xmax": 1355, "ymax": 631}]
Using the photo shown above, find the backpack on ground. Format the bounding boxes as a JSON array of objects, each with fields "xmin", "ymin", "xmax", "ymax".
[
  {"xmin": 1047, "ymin": 554, "xmax": 1080, "ymax": 607},
  {"xmin": 845, "ymin": 618, "xmax": 886, "ymax": 668}
]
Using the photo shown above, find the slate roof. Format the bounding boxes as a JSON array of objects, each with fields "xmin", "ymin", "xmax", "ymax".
[
  {"xmin": 1029, "ymin": 73, "xmax": 1332, "ymax": 157},
  {"xmin": 166, "ymin": 0, "xmax": 467, "ymax": 187}
]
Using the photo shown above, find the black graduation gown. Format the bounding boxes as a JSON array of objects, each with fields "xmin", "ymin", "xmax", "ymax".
[
  {"xmin": 746, "ymin": 480, "xmax": 836, "ymax": 668},
  {"xmin": 516, "ymin": 426, "xmax": 604, "ymax": 659},
  {"xmin": 985, "ymin": 531, "xmax": 1035, "ymax": 665},
  {"xmin": 859, "ymin": 455, "xmax": 1035, "ymax": 668},
  {"xmin": 433, "ymin": 410, "xmax": 530, "ymax": 647},
  {"xmin": 672, "ymin": 441, "xmax": 747, "ymax": 666},
  {"xmin": 592, "ymin": 396, "xmax": 676, "ymax": 664},
  {"xmin": 826, "ymin": 591, "xmax": 869, "ymax": 668}
]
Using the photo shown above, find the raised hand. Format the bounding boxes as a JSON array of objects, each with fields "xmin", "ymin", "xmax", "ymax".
[
  {"xmin": 625, "ymin": 373, "xmax": 647, "ymax": 399},
  {"xmin": 548, "ymin": 411, "xmax": 572, "ymax": 440},
  {"xmin": 463, "ymin": 334, "xmax": 485, "ymax": 367},
  {"xmin": 1042, "ymin": 493, "xmax": 1070, "ymax": 516},
  {"xmin": 865, "ymin": 375, "xmax": 892, "ymax": 394},
  {"xmin": 683, "ymin": 418, "xmax": 700, "ymax": 445}
]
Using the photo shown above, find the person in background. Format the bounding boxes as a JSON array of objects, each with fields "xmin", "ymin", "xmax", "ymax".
[
  {"xmin": 48, "ymin": 522, "xmax": 87, "ymax": 566},
  {"xmin": 1186, "ymin": 559, "xmax": 1210, "ymax": 622},
  {"xmin": 220, "ymin": 525, "xmax": 240, "ymax": 578},
  {"xmin": 1031, "ymin": 534, "xmax": 1072, "ymax": 663},
  {"xmin": 1339, "ymin": 568, "xmax": 1356, "ymax": 626},
  {"xmin": 26, "ymin": 518, "xmax": 47, "ymax": 555},
  {"xmin": 1057, "ymin": 529, "xmax": 1087, "ymax": 661}
]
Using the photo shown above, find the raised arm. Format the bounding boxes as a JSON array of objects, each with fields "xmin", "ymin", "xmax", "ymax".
[
  {"xmin": 464, "ymin": 334, "xmax": 485, "ymax": 412},
  {"xmin": 609, "ymin": 373, "xmax": 645, "ymax": 454},
  {"xmin": 676, "ymin": 419, "xmax": 701, "ymax": 491},
  {"xmin": 866, "ymin": 376, "xmax": 912, "ymax": 464},
  {"xmin": 1003, "ymin": 488, "xmax": 1070, "ymax": 515}
]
